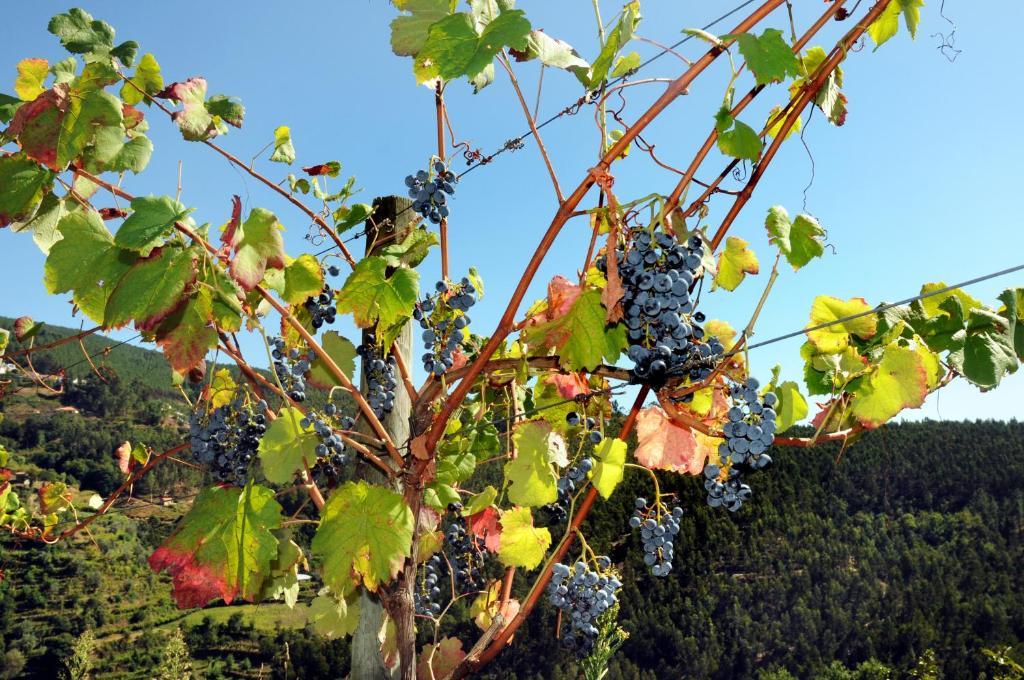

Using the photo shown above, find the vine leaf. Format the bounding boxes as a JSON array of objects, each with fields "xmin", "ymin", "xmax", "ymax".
[
  {"xmin": 0, "ymin": 154, "xmax": 52, "ymax": 227},
  {"xmin": 590, "ymin": 437, "xmax": 627, "ymax": 500},
  {"xmin": 849, "ymin": 344, "xmax": 928, "ymax": 428},
  {"xmin": 121, "ymin": 52, "xmax": 163, "ymax": 106},
  {"xmin": 208, "ymin": 368, "xmax": 238, "ymax": 409},
  {"xmin": 0, "ymin": 94, "xmax": 21, "ymax": 123},
  {"xmin": 467, "ymin": 506, "xmax": 502, "ymax": 552},
  {"xmin": 258, "ymin": 531, "xmax": 305, "ymax": 607},
  {"xmin": 806, "ymin": 296, "xmax": 878, "ymax": 353},
  {"xmin": 523, "ymin": 288, "xmax": 627, "ymax": 371},
  {"xmin": 524, "ymin": 274, "xmax": 581, "ymax": 326},
  {"xmin": 280, "ymin": 253, "xmax": 324, "ymax": 305},
  {"xmin": 228, "ymin": 207, "xmax": 286, "ymax": 291},
  {"xmin": 723, "ymin": 29, "xmax": 801, "ymax": 86},
  {"xmin": 998, "ymin": 288, "xmax": 1024, "ymax": 360},
  {"xmin": 417, "ymin": 638, "xmax": 466, "ymax": 680},
  {"xmin": 510, "ymin": 30, "xmax": 590, "ymax": 78},
  {"xmin": 714, "ymin": 236, "xmax": 759, "ymax": 291},
  {"xmin": 390, "ymin": 0, "xmax": 454, "ymax": 57},
  {"xmin": 332, "ymin": 202, "xmax": 373, "ymax": 235},
  {"xmin": 14, "ymin": 58, "xmax": 48, "ymax": 101},
  {"xmin": 158, "ymin": 78, "xmax": 244, "ymax": 141},
  {"xmin": 868, "ymin": 0, "xmax": 923, "ymax": 49},
  {"xmin": 270, "ymin": 125, "xmax": 296, "ymax": 165},
  {"xmin": 790, "ymin": 46, "xmax": 847, "ymax": 126},
  {"xmin": 947, "ymin": 307, "xmax": 1019, "ymax": 389},
  {"xmin": 308, "ymin": 589, "xmax": 361, "ymax": 638},
  {"xmin": 335, "ymin": 255, "xmax": 419, "ymax": 329},
  {"xmin": 44, "ymin": 208, "xmax": 138, "ymax": 325},
  {"xmin": 584, "ymin": 0, "xmax": 640, "ymax": 88},
  {"xmin": 114, "ymin": 195, "xmax": 193, "ymax": 256},
  {"xmin": 414, "ymin": 9, "xmax": 531, "ymax": 84},
  {"xmin": 634, "ymin": 407, "xmax": 706, "ymax": 475},
  {"xmin": 47, "ymin": 8, "xmax": 137, "ymax": 66},
  {"xmin": 154, "ymin": 288, "xmax": 219, "ymax": 373},
  {"xmin": 258, "ymin": 407, "xmax": 321, "ymax": 485},
  {"xmin": 305, "ymin": 331, "xmax": 357, "ymax": 390},
  {"xmin": 918, "ymin": 283, "xmax": 982, "ymax": 319},
  {"xmin": 765, "ymin": 205, "xmax": 825, "ymax": 271},
  {"xmin": 378, "ymin": 228, "xmax": 439, "ymax": 268},
  {"xmin": 765, "ymin": 104, "xmax": 802, "ymax": 140},
  {"xmin": 504, "ymin": 420, "xmax": 559, "ymax": 507},
  {"xmin": 714, "ymin": 107, "xmax": 762, "ymax": 161},
  {"xmin": 103, "ymin": 245, "xmax": 196, "ymax": 328},
  {"xmin": 470, "ymin": 579, "xmax": 521, "ymax": 632},
  {"xmin": 148, "ymin": 482, "xmax": 283, "ymax": 609},
  {"xmin": 497, "ymin": 506, "xmax": 551, "ymax": 570},
  {"xmin": 58, "ymin": 87, "xmax": 123, "ymax": 170},
  {"xmin": 774, "ymin": 380, "xmax": 808, "ymax": 433},
  {"xmin": 312, "ymin": 481, "xmax": 414, "ymax": 596}
]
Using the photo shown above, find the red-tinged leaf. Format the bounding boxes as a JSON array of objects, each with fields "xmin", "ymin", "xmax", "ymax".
[
  {"xmin": 228, "ymin": 207, "xmax": 286, "ymax": 291},
  {"xmin": 525, "ymin": 275, "xmax": 581, "ymax": 326},
  {"xmin": 417, "ymin": 638, "xmax": 466, "ymax": 680},
  {"xmin": 122, "ymin": 104, "xmax": 144, "ymax": 130},
  {"xmin": 222, "ymin": 195, "xmax": 242, "ymax": 247},
  {"xmin": 467, "ymin": 506, "xmax": 502, "ymax": 553},
  {"xmin": 149, "ymin": 483, "xmax": 282, "ymax": 609},
  {"xmin": 38, "ymin": 482, "xmax": 72, "ymax": 514},
  {"xmin": 543, "ymin": 372, "xmax": 590, "ymax": 400},
  {"xmin": 7, "ymin": 86, "xmax": 68, "ymax": 171},
  {"xmin": 154, "ymin": 289, "xmax": 218, "ymax": 373},
  {"xmin": 602, "ymin": 220, "xmax": 625, "ymax": 323},
  {"xmin": 98, "ymin": 207, "xmax": 128, "ymax": 220},
  {"xmin": 451, "ymin": 345, "xmax": 468, "ymax": 371},
  {"xmin": 470, "ymin": 580, "xmax": 521, "ymax": 634},
  {"xmin": 634, "ymin": 407, "xmax": 706, "ymax": 475},
  {"xmin": 302, "ymin": 161, "xmax": 340, "ymax": 176},
  {"xmin": 13, "ymin": 316, "xmax": 41, "ymax": 342},
  {"xmin": 114, "ymin": 441, "xmax": 132, "ymax": 474}
]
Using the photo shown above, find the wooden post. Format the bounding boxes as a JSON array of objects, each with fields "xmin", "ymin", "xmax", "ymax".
[{"xmin": 351, "ymin": 196, "xmax": 415, "ymax": 680}]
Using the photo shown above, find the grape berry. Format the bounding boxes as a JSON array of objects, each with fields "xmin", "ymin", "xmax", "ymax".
[
  {"xmin": 405, "ymin": 159, "xmax": 456, "ymax": 224},
  {"xmin": 357, "ymin": 338, "xmax": 398, "ymax": 420},
  {"xmin": 270, "ymin": 336, "xmax": 313, "ymax": 402}
]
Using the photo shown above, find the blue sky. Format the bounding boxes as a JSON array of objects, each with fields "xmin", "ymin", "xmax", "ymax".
[{"xmin": 1, "ymin": 1, "xmax": 1021, "ymax": 422}]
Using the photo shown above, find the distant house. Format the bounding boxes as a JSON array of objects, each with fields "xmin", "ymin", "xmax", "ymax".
[
  {"xmin": 54, "ymin": 406, "xmax": 80, "ymax": 415},
  {"xmin": 0, "ymin": 363, "xmax": 18, "ymax": 375}
]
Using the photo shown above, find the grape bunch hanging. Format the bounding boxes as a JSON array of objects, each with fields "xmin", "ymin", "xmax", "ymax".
[
  {"xmin": 703, "ymin": 378, "xmax": 777, "ymax": 512},
  {"xmin": 303, "ymin": 400, "xmax": 354, "ymax": 482},
  {"xmin": 357, "ymin": 337, "xmax": 398, "ymax": 420},
  {"xmin": 414, "ymin": 276, "xmax": 478, "ymax": 377},
  {"xmin": 405, "ymin": 159, "xmax": 456, "ymax": 224},
  {"xmin": 546, "ymin": 558, "xmax": 623, "ymax": 657},
  {"xmin": 598, "ymin": 230, "xmax": 724, "ymax": 387},
  {"xmin": 415, "ymin": 502, "xmax": 490, "ymax": 617},
  {"xmin": 628, "ymin": 498, "xmax": 683, "ymax": 577},
  {"xmin": 189, "ymin": 396, "xmax": 268, "ymax": 486},
  {"xmin": 545, "ymin": 410, "xmax": 602, "ymax": 523},
  {"xmin": 303, "ymin": 283, "xmax": 337, "ymax": 330},
  {"xmin": 270, "ymin": 336, "xmax": 313, "ymax": 402}
]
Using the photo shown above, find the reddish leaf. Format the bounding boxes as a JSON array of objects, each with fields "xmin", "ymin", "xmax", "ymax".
[
  {"xmin": 417, "ymin": 638, "xmax": 466, "ymax": 680},
  {"xmin": 13, "ymin": 316, "xmax": 37, "ymax": 342},
  {"xmin": 7, "ymin": 86, "xmax": 68, "ymax": 171},
  {"xmin": 467, "ymin": 506, "xmax": 502, "ymax": 552},
  {"xmin": 634, "ymin": 407, "xmax": 707, "ymax": 475},
  {"xmin": 544, "ymin": 372, "xmax": 591, "ymax": 400},
  {"xmin": 525, "ymin": 275, "xmax": 581, "ymax": 326},
  {"xmin": 451, "ymin": 346, "xmax": 468, "ymax": 371},
  {"xmin": 302, "ymin": 161, "xmax": 340, "ymax": 176},
  {"xmin": 122, "ymin": 104, "xmax": 144, "ymax": 130},
  {"xmin": 221, "ymin": 195, "xmax": 242, "ymax": 247},
  {"xmin": 98, "ymin": 207, "xmax": 128, "ymax": 220},
  {"xmin": 114, "ymin": 441, "xmax": 132, "ymax": 474}
]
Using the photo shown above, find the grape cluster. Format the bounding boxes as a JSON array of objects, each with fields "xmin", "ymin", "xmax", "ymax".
[
  {"xmin": 598, "ymin": 230, "xmax": 724, "ymax": 387},
  {"xmin": 545, "ymin": 410, "xmax": 603, "ymax": 522},
  {"xmin": 405, "ymin": 160, "xmax": 456, "ymax": 224},
  {"xmin": 189, "ymin": 397, "xmax": 268, "ymax": 486},
  {"xmin": 302, "ymin": 401, "xmax": 354, "ymax": 480},
  {"xmin": 303, "ymin": 284, "xmax": 337, "ymax": 330},
  {"xmin": 414, "ymin": 554, "xmax": 444, "ymax": 617},
  {"xmin": 357, "ymin": 338, "xmax": 398, "ymax": 420},
  {"xmin": 628, "ymin": 499, "xmax": 683, "ymax": 577},
  {"xmin": 442, "ymin": 502, "xmax": 487, "ymax": 595},
  {"xmin": 546, "ymin": 558, "xmax": 623, "ymax": 657},
  {"xmin": 414, "ymin": 277, "xmax": 478, "ymax": 377},
  {"xmin": 703, "ymin": 378, "xmax": 777, "ymax": 512},
  {"xmin": 270, "ymin": 337, "xmax": 313, "ymax": 402}
]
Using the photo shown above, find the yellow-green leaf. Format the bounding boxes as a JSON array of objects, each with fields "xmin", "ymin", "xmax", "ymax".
[
  {"xmin": 849, "ymin": 344, "xmax": 928, "ymax": 428},
  {"xmin": 497, "ymin": 507, "xmax": 550, "ymax": 570},
  {"xmin": 714, "ymin": 236, "xmax": 759, "ymax": 291},
  {"xmin": 590, "ymin": 437, "xmax": 626, "ymax": 500},
  {"xmin": 765, "ymin": 205, "xmax": 825, "ymax": 271},
  {"xmin": 504, "ymin": 420, "xmax": 558, "ymax": 507},
  {"xmin": 270, "ymin": 125, "xmax": 296, "ymax": 165},
  {"xmin": 15, "ymin": 58, "xmax": 48, "ymax": 101},
  {"xmin": 258, "ymin": 407, "xmax": 320, "ymax": 485},
  {"xmin": 806, "ymin": 296, "xmax": 877, "ymax": 353}
]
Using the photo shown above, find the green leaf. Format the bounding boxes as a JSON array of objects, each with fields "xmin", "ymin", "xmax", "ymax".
[
  {"xmin": 258, "ymin": 407, "xmax": 321, "ymax": 485},
  {"xmin": 148, "ymin": 482, "xmax": 283, "ymax": 608},
  {"xmin": 765, "ymin": 205, "xmax": 825, "ymax": 271},
  {"xmin": 105, "ymin": 134, "xmax": 153, "ymax": 174},
  {"xmin": 206, "ymin": 94, "xmax": 245, "ymax": 128},
  {"xmin": 45, "ymin": 209, "xmax": 138, "ymax": 324},
  {"xmin": 0, "ymin": 93, "xmax": 22, "ymax": 123},
  {"xmin": 378, "ymin": 228, "xmax": 439, "ymax": 268},
  {"xmin": 586, "ymin": 1, "xmax": 641, "ymax": 87},
  {"xmin": 714, "ymin": 107, "xmax": 762, "ymax": 161},
  {"xmin": 723, "ymin": 29, "xmax": 801, "ymax": 86},
  {"xmin": 57, "ymin": 89, "xmax": 122, "ymax": 169},
  {"xmin": 336, "ymin": 255, "xmax": 419, "ymax": 329},
  {"xmin": 312, "ymin": 481, "xmax": 414, "ymax": 595},
  {"xmin": 160, "ymin": 79, "xmax": 243, "ymax": 141},
  {"xmin": 917, "ymin": 283, "xmax": 982, "ymax": 320},
  {"xmin": 497, "ymin": 507, "xmax": 550, "ymax": 569},
  {"xmin": 948, "ymin": 308, "xmax": 1019, "ymax": 389},
  {"xmin": 523, "ymin": 288, "xmax": 627, "ymax": 371},
  {"xmin": 512, "ymin": 30, "xmax": 590, "ymax": 76},
  {"xmin": 591, "ymin": 437, "xmax": 626, "ymax": 500},
  {"xmin": 771, "ymin": 380, "xmax": 808, "ymax": 433},
  {"xmin": 15, "ymin": 58, "xmax": 48, "ymax": 101},
  {"xmin": 258, "ymin": 531, "xmax": 304, "ymax": 607},
  {"xmin": 103, "ymin": 245, "xmax": 195, "ymax": 328},
  {"xmin": 110, "ymin": 41, "xmax": 139, "ymax": 68},
  {"xmin": 504, "ymin": 420, "xmax": 559, "ymax": 507},
  {"xmin": 713, "ymin": 236, "xmax": 759, "ymax": 291},
  {"xmin": 121, "ymin": 53, "xmax": 163, "ymax": 106},
  {"xmin": 305, "ymin": 331, "xmax": 357, "ymax": 390},
  {"xmin": 332, "ymin": 202, "xmax": 373, "ymax": 234},
  {"xmin": 11, "ymin": 192, "xmax": 65, "ymax": 254},
  {"xmin": 682, "ymin": 27, "xmax": 723, "ymax": 47},
  {"xmin": 282, "ymin": 254, "xmax": 325, "ymax": 305},
  {"xmin": 414, "ymin": 9, "xmax": 530, "ymax": 84},
  {"xmin": 849, "ymin": 344, "xmax": 928, "ymax": 428},
  {"xmin": 48, "ymin": 9, "xmax": 115, "ymax": 56},
  {"xmin": 610, "ymin": 51, "xmax": 641, "ymax": 78},
  {"xmin": 806, "ymin": 296, "xmax": 878, "ymax": 353},
  {"xmin": 308, "ymin": 590, "xmax": 361, "ymax": 638},
  {"xmin": 154, "ymin": 288, "xmax": 219, "ymax": 373},
  {"xmin": 228, "ymin": 207, "xmax": 287, "ymax": 291},
  {"xmin": 390, "ymin": 0, "xmax": 455, "ymax": 57},
  {"xmin": 998, "ymin": 288, "xmax": 1024, "ymax": 360},
  {"xmin": 868, "ymin": 0, "xmax": 923, "ymax": 49},
  {"xmin": 270, "ymin": 125, "xmax": 296, "ymax": 164},
  {"xmin": 0, "ymin": 155, "xmax": 52, "ymax": 227},
  {"xmin": 115, "ymin": 195, "xmax": 193, "ymax": 255},
  {"xmin": 52, "ymin": 57, "xmax": 78, "ymax": 86},
  {"xmin": 464, "ymin": 486, "xmax": 497, "ymax": 516},
  {"xmin": 790, "ymin": 46, "xmax": 847, "ymax": 126}
]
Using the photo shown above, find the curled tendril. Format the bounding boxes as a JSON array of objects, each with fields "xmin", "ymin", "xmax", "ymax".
[{"xmin": 731, "ymin": 162, "xmax": 748, "ymax": 183}]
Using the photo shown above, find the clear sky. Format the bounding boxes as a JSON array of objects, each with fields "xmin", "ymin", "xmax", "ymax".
[{"xmin": 1, "ymin": 1, "xmax": 1021, "ymax": 423}]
